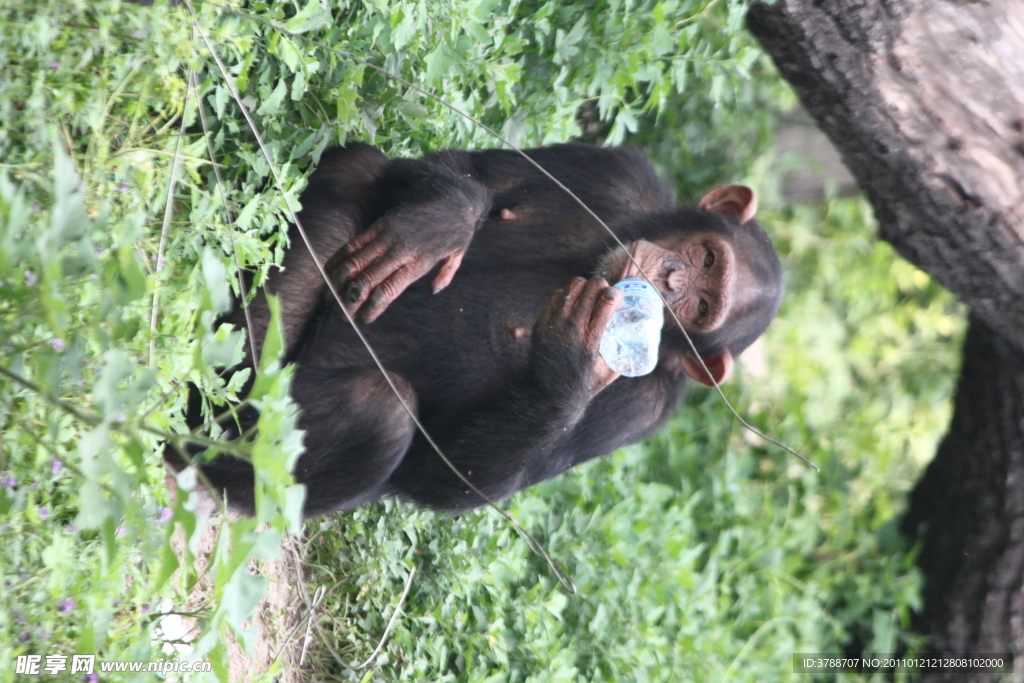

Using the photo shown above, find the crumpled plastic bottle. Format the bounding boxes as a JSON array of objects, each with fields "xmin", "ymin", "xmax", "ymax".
[{"xmin": 599, "ymin": 276, "xmax": 663, "ymax": 377}]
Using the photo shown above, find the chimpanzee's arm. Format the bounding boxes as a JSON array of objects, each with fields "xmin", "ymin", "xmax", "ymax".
[
  {"xmin": 388, "ymin": 276, "xmax": 670, "ymax": 511},
  {"xmin": 327, "ymin": 149, "xmax": 490, "ymax": 323},
  {"xmin": 225, "ymin": 143, "xmax": 390, "ymax": 363},
  {"xmin": 331, "ymin": 144, "xmax": 672, "ymax": 325},
  {"xmin": 391, "ymin": 365, "xmax": 681, "ymax": 511},
  {"xmin": 229, "ymin": 144, "xmax": 489, "ymax": 362}
]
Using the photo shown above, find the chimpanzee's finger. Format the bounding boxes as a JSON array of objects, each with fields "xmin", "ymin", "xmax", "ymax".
[
  {"xmin": 324, "ymin": 247, "xmax": 348, "ymax": 275},
  {"xmin": 585, "ymin": 284, "xmax": 622, "ymax": 346},
  {"xmin": 334, "ymin": 220, "xmax": 385, "ymax": 261},
  {"xmin": 570, "ymin": 277, "xmax": 609, "ymax": 331},
  {"xmin": 430, "ymin": 250, "xmax": 466, "ymax": 294},
  {"xmin": 536, "ymin": 287, "xmax": 566, "ymax": 331},
  {"xmin": 360, "ymin": 265, "xmax": 427, "ymax": 323},
  {"xmin": 332, "ymin": 239, "xmax": 391, "ymax": 292},
  {"xmin": 559, "ymin": 277, "xmax": 588, "ymax": 319},
  {"xmin": 342, "ymin": 250, "xmax": 417, "ymax": 313}
]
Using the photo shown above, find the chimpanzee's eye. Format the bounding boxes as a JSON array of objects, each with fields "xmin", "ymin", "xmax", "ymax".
[
  {"xmin": 703, "ymin": 250, "xmax": 715, "ymax": 268},
  {"xmin": 698, "ymin": 299, "xmax": 709, "ymax": 316}
]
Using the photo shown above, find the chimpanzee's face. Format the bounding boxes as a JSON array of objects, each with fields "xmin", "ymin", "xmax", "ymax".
[{"xmin": 597, "ymin": 233, "xmax": 735, "ymax": 333}]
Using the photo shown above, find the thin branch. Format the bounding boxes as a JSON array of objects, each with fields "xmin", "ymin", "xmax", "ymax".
[
  {"xmin": 299, "ymin": 585, "xmax": 324, "ymax": 666},
  {"xmin": 353, "ymin": 566, "xmax": 417, "ymax": 670},
  {"xmin": 149, "ymin": 69, "xmax": 193, "ymax": 368},
  {"xmin": 0, "ymin": 364, "xmax": 248, "ymax": 456},
  {"xmin": 270, "ymin": 583, "xmax": 327, "ymax": 666},
  {"xmin": 190, "ymin": 69, "xmax": 259, "ymax": 368}
]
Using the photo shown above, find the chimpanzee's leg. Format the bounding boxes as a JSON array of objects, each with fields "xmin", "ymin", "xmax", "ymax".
[
  {"xmin": 196, "ymin": 366, "xmax": 417, "ymax": 517},
  {"xmin": 224, "ymin": 143, "xmax": 390, "ymax": 363}
]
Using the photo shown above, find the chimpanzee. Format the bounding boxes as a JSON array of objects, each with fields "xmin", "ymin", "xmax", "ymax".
[{"xmin": 181, "ymin": 143, "xmax": 783, "ymax": 517}]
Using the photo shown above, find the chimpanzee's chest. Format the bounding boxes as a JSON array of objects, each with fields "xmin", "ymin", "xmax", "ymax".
[
  {"xmin": 301, "ymin": 209, "xmax": 615, "ymax": 422},
  {"xmin": 352, "ymin": 261, "xmax": 569, "ymax": 422}
]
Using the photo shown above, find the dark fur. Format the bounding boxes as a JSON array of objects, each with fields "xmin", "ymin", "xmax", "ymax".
[{"xmin": 181, "ymin": 143, "xmax": 783, "ymax": 517}]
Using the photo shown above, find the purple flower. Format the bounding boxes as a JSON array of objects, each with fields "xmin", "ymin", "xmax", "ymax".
[
  {"xmin": 83, "ymin": 674, "xmax": 99, "ymax": 683},
  {"xmin": 51, "ymin": 460, "xmax": 63, "ymax": 475},
  {"xmin": 3, "ymin": 477, "xmax": 16, "ymax": 488},
  {"xmin": 14, "ymin": 614, "xmax": 25, "ymax": 625},
  {"xmin": 50, "ymin": 61, "xmax": 59, "ymax": 69},
  {"xmin": 117, "ymin": 183, "xmax": 129, "ymax": 192},
  {"xmin": 116, "ymin": 413, "xmax": 126, "ymax": 423},
  {"xmin": 50, "ymin": 338, "xmax": 65, "ymax": 351},
  {"xmin": 38, "ymin": 506, "xmax": 48, "ymax": 519},
  {"xmin": 19, "ymin": 632, "xmax": 30, "ymax": 643},
  {"xmin": 156, "ymin": 507, "xmax": 172, "ymax": 522},
  {"xmin": 58, "ymin": 598, "xmax": 75, "ymax": 613},
  {"xmin": 96, "ymin": 246, "xmax": 105, "ymax": 254},
  {"xmin": 140, "ymin": 603, "xmax": 151, "ymax": 614},
  {"xmin": 66, "ymin": 524, "xmax": 76, "ymax": 532},
  {"xmin": 116, "ymin": 524, "xmax": 126, "ymax": 537},
  {"xmin": 90, "ymin": 274, "xmax": 99, "ymax": 281},
  {"xmin": 24, "ymin": 270, "xmax": 37, "ymax": 286},
  {"xmin": 113, "ymin": 598, "xmax": 123, "ymax": 607}
]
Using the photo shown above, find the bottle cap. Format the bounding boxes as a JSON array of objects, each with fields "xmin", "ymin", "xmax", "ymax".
[{"xmin": 614, "ymin": 276, "xmax": 661, "ymax": 303}]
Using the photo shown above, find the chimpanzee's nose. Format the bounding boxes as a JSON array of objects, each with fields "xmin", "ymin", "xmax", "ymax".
[{"xmin": 662, "ymin": 256, "xmax": 686, "ymax": 294}]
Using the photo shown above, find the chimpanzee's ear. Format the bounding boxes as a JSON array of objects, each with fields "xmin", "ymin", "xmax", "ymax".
[
  {"xmin": 697, "ymin": 185, "xmax": 758, "ymax": 224},
  {"xmin": 680, "ymin": 351, "xmax": 734, "ymax": 387}
]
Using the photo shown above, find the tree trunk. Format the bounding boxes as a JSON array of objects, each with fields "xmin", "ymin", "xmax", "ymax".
[
  {"xmin": 905, "ymin": 315, "xmax": 1024, "ymax": 681},
  {"xmin": 747, "ymin": 1, "xmax": 1024, "ymax": 679}
]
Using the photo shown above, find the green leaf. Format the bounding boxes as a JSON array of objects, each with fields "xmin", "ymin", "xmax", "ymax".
[
  {"xmin": 202, "ymin": 325, "xmax": 245, "ymax": 368},
  {"xmin": 74, "ymin": 481, "xmax": 117, "ymax": 530},
  {"xmin": 335, "ymin": 81, "xmax": 360, "ymax": 123},
  {"xmin": 424, "ymin": 41, "xmax": 464, "ymax": 82},
  {"xmin": 234, "ymin": 193, "xmax": 262, "ymax": 231},
  {"xmin": 395, "ymin": 99, "xmax": 430, "ymax": 119},
  {"xmin": 47, "ymin": 144, "xmax": 89, "ymax": 252},
  {"xmin": 117, "ymin": 246, "xmax": 148, "ymax": 302},
  {"xmin": 223, "ymin": 567, "xmax": 268, "ymax": 630},
  {"xmin": 259, "ymin": 294, "xmax": 285, "ymax": 373},
  {"xmin": 284, "ymin": 0, "xmax": 332, "ymax": 33},
  {"xmin": 93, "ymin": 352, "xmax": 134, "ymax": 420},
  {"xmin": 257, "ymin": 78, "xmax": 288, "ymax": 117},
  {"xmin": 276, "ymin": 37, "xmax": 302, "ymax": 72},
  {"xmin": 202, "ymin": 246, "xmax": 231, "ymax": 314},
  {"xmin": 283, "ymin": 484, "xmax": 306, "ymax": 533}
]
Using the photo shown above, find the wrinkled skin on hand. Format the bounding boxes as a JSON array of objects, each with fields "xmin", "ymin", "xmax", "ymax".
[
  {"xmin": 325, "ymin": 207, "xmax": 476, "ymax": 323},
  {"xmin": 528, "ymin": 276, "xmax": 624, "ymax": 401}
]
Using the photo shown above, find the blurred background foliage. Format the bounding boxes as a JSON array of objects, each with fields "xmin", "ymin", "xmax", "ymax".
[{"xmin": 0, "ymin": 0, "xmax": 964, "ymax": 680}]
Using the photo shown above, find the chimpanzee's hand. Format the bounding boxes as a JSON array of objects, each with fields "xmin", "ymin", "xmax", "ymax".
[
  {"xmin": 325, "ymin": 209, "xmax": 475, "ymax": 323},
  {"xmin": 529, "ymin": 277, "xmax": 624, "ymax": 401}
]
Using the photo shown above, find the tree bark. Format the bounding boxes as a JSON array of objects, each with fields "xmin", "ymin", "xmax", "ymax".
[
  {"xmin": 747, "ymin": 1, "xmax": 1024, "ymax": 679},
  {"xmin": 748, "ymin": 0, "xmax": 1024, "ymax": 349},
  {"xmin": 905, "ymin": 315, "xmax": 1024, "ymax": 681}
]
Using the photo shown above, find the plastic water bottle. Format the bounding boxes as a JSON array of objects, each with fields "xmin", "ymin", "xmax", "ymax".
[{"xmin": 599, "ymin": 277, "xmax": 663, "ymax": 377}]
